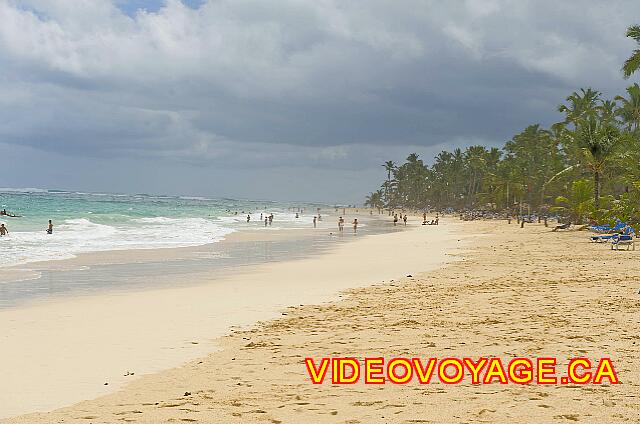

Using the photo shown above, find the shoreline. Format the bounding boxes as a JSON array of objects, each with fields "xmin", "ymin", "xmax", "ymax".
[
  {"xmin": 0, "ymin": 212, "xmax": 394, "ymax": 308},
  {"xmin": 0, "ymin": 209, "xmax": 386, "ymax": 287},
  {"xmin": 0, "ymin": 215, "xmax": 460, "ymax": 419}
]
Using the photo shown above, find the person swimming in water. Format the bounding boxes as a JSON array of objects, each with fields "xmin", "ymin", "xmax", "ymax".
[
  {"xmin": 46, "ymin": 220, "xmax": 53, "ymax": 234},
  {"xmin": 0, "ymin": 223, "xmax": 8, "ymax": 236}
]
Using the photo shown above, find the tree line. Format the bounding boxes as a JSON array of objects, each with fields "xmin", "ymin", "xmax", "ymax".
[{"xmin": 365, "ymin": 25, "xmax": 640, "ymax": 226}]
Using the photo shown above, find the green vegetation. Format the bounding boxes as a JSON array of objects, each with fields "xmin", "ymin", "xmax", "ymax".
[{"xmin": 365, "ymin": 25, "xmax": 640, "ymax": 226}]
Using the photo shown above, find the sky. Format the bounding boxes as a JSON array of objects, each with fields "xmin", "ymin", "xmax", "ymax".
[{"xmin": 1, "ymin": 0, "xmax": 639, "ymax": 203}]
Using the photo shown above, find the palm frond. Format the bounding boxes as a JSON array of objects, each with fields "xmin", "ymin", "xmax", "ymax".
[{"xmin": 622, "ymin": 49, "xmax": 640, "ymax": 79}]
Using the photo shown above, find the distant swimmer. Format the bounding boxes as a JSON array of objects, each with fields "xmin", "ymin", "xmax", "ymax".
[
  {"xmin": 313, "ymin": 216, "xmax": 317, "ymax": 228},
  {"xmin": 352, "ymin": 218, "xmax": 358, "ymax": 233},
  {"xmin": 46, "ymin": 220, "xmax": 53, "ymax": 234},
  {"xmin": 247, "ymin": 214, "xmax": 251, "ymax": 223},
  {"xmin": 0, "ymin": 223, "xmax": 7, "ymax": 236},
  {"xmin": 260, "ymin": 213, "xmax": 263, "ymax": 220}
]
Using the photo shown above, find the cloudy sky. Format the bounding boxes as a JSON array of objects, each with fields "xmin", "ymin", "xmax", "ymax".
[{"xmin": 1, "ymin": 0, "xmax": 639, "ymax": 202}]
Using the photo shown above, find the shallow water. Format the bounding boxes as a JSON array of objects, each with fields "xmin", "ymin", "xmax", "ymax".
[
  {"xmin": 0, "ymin": 189, "xmax": 396, "ymax": 308},
  {"xmin": 0, "ymin": 188, "xmax": 328, "ymax": 267}
]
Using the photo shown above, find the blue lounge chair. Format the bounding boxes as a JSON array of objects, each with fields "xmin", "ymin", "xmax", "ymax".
[
  {"xmin": 590, "ymin": 220, "xmax": 625, "ymax": 234},
  {"xmin": 591, "ymin": 233, "xmax": 615, "ymax": 243},
  {"xmin": 591, "ymin": 226, "xmax": 633, "ymax": 243},
  {"xmin": 611, "ymin": 233, "xmax": 635, "ymax": 251}
]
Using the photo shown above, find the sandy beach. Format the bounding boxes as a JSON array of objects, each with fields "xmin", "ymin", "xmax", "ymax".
[
  {"xmin": 3, "ymin": 217, "xmax": 638, "ymax": 423},
  {"xmin": 0, "ymin": 214, "xmax": 458, "ymax": 419}
]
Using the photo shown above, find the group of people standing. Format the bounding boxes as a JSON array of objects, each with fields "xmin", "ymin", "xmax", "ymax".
[
  {"xmin": 337, "ymin": 216, "xmax": 358, "ymax": 233},
  {"xmin": 393, "ymin": 213, "xmax": 408, "ymax": 226},
  {"xmin": 390, "ymin": 212, "xmax": 439, "ymax": 226},
  {"xmin": 0, "ymin": 219, "xmax": 53, "ymax": 236}
]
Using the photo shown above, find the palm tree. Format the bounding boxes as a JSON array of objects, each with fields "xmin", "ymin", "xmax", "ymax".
[
  {"xmin": 383, "ymin": 161, "xmax": 396, "ymax": 183},
  {"xmin": 557, "ymin": 88, "xmax": 601, "ymax": 130},
  {"xmin": 552, "ymin": 179, "xmax": 594, "ymax": 224},
  {"xmin": 622, "ymin": 25, "xmax": 640, "ymax": 78},
  {"xmin": 573, "ymin": 115, "xmax": 623, "ymax": 209},
  {"xmin": 463, "ymin": 145, "xmax": 489, "ymax": 207},
  {"xmin": 615, "ymin": 83, "xmax": 640, "ymax": 130},
  {"xmin": 364, "ymin": 190, "xmax": 384, "ymax": 213},
  {"xmin": 381, "ymin": 161, "xmax": 396, "ymax": 209}
]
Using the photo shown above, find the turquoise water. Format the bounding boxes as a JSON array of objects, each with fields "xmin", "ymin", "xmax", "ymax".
[{"xmin": 0, "ymin": 188, "xmax": 327, "ymax": 267}]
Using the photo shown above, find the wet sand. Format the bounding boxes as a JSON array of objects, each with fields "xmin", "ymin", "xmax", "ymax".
[{"xmin": 0, "ymin": 214, "xmax": 458, "ymax": 419}]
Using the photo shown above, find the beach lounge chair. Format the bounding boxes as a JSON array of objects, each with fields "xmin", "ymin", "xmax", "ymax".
[
  {"xmin": 552, "ymin": 222, "xmax": 571, "ymax": 232},
  {"xmin": 592, "ymin": 225, "xmax": 634, "ymax": 243},
  {"xmin": 591, "ymin": 234, "xmax": 615, "ymax": 243},
  {"xmin": 611, "ymin": 233, "xmax": 635, "ymax": 251},
  {"xmin": 589, "ymin": 220, "xmax": 626, "ymax": 234}
]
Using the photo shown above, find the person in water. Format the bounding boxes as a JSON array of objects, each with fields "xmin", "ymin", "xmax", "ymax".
[
  {"xmin": 0, "ymin": 223, "xmax": 8, "ymax": 236},
  {"xmin": 313, "ymin": 216, "xmax": 317, "ymax": 228},
  {"xmin": 46, "ymin": 220, "xmax": 53, "ymax": 234},
  {"xmin": 246, "ymin": 214, "xmax": 251, "ymax": 223}
]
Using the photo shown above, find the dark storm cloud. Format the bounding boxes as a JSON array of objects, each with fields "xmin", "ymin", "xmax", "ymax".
[{"xmin": 0, "ymin": 0, "xmax": 639, "ymax": 201}]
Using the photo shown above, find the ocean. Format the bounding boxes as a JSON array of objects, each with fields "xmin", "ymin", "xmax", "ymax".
[{"xmin": 0, "ymin": 188, "xmax": 328, "ymax": 268}]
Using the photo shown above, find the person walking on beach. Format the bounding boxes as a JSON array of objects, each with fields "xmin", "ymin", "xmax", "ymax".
[
  {"xmin": 403, "ymin": 215, "xmax": 407, "ymax": 226},
  {"xmin": 313, "ymin": 216, "xmax": 317, "ymax": 228},
  {"xmin": 393, "ymin": 214, "xmax": 398, "ymax": 226},
  {"xmin": 338, "ymin": 217, "xmax": 344, "ymax": 232},
  {"xmin": 264, "ymin": 217, "xmax": 268, "ymax": 227},
  {"xmin": 46, "ymin": 220, "xmax": 53, "ymax": 234},
  {"xmin": 352, "ymin": 218, "xmax": 358, "ymax": 233},
  {"xmin": 0, "ymin": 223, "xmax": 8, "ymax": 236}
]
